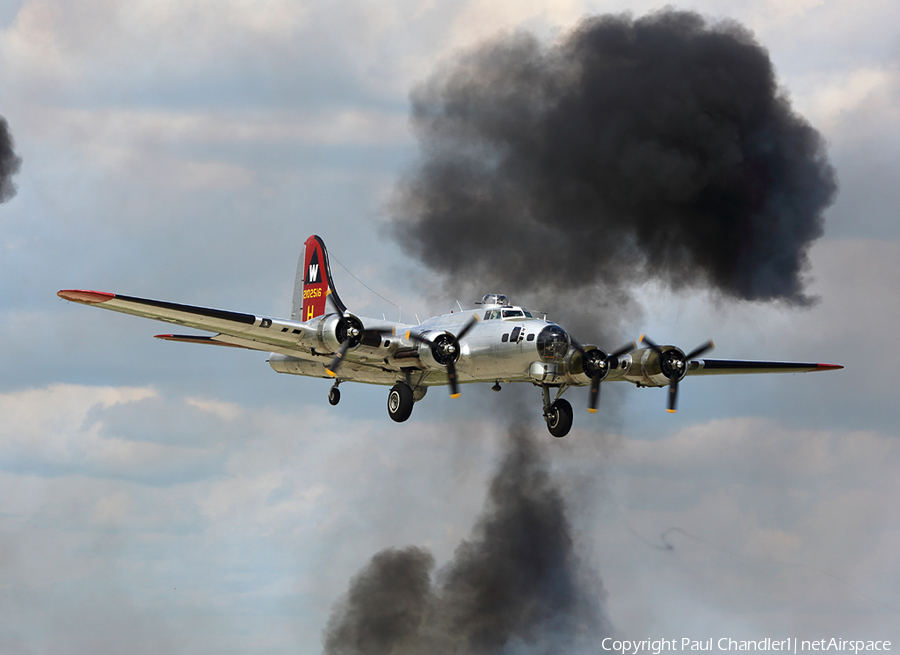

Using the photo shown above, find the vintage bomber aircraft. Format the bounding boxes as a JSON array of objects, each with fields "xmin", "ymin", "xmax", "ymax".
[{"xmin": 58, "ymin": 235, "xmax": 842, "ymax": 437}]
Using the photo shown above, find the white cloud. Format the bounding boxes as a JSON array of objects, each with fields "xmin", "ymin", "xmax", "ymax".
[
  {"xmin": 0, "ymin": 384, "xmax": 237, "ymax": 484},
  {"xmin": 586, "ymin": 416, "xmax": 900, "ymax": 638}
]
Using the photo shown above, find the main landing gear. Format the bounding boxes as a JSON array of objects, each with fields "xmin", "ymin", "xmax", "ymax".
[
  {"xmin": 387, "ymin": 383, "xmax": 415, "ymax": 422},
  {"xmin": 386, "ymin": 372, "xmax": 428, "ymax": 423},
  {"xmin": 541, "ymin": 385, "xmax": 573, "ymax": 438}
]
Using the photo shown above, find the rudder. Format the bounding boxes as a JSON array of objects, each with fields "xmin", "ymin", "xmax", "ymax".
[{"xmin": 291, "ymin": 235, "xmax": 347, "ymax": 322}]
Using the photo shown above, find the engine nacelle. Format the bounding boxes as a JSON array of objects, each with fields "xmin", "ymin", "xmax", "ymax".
[
  {"xmin": 562, "ymin": 346, "xmax": 599, "ymax": 385},
  {"xmin": 413, "ymin": 330, "xmax": 459, "ymax": 371},
  {"xmin": 563, "ymin": 345, "xmax": 631, "ymax": 385},
  {"xmin": 316, "ymin": 313, "xmax": 364, "ymax": 353},
  {"xmin": 627, "ymin": 345, "xmax": 687, "ymax": 387}
]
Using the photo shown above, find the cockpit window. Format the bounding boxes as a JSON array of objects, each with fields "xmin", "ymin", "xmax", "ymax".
[
  {"xmin": 483, "ymin": 309, "xmax": 501, "ymax": 320},
  {"xmin": 523, "ymin": 311, "xmax": 533, "ymax": 318},
  {"xmin": 502, "ymin": 309, "xmax": 524, "ymax": 319}
]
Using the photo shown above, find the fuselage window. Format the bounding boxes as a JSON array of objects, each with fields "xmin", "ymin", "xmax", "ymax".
[
  {"xmin": 510, "ymin": 327, "xmax": 521, "ymax": 342},
  {"xmin": 526, "ymin": 333, "xmax": 535, "ymax": 341},
  {"xmin": 501, "ymin": 333, "xmax": 509, "ymax": 343}
]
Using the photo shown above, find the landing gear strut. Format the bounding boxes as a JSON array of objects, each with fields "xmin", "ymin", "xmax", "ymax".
[{"xmin": 541, "ymin": 385, "xmax": 573, "ymax": 438}]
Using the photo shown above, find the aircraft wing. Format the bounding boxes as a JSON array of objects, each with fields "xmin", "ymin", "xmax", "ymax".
[
  {"xmin": 687, "ymin": 359, "xmax": 843, "ymax": 375},
  {"xmin": 57, "ymin": 289, "xmax": 313, "ymax": 357}
]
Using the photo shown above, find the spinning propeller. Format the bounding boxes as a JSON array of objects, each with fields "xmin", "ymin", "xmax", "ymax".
[
  {"xmin": 326, "ymin": 313, "xmax": 365, "ymax": 377},
  {"xmin": 406, "ymin": 315, "xmax": 479, "ymax": 398},
  {"xmin": 571, "ymin": 340, "xmax": 636, "ymax": 413},
  {"xmin": 639, "ymin": 335, "xmax": 714, "ymax": 412}
]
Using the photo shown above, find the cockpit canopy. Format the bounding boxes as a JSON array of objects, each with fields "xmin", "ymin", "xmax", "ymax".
[{"xmin": 479, "ymin": 294, "xmax": 509, "ymax": 307}]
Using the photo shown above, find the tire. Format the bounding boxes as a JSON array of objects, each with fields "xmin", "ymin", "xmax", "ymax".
[
  {"xmin": 328, "ymin": 387, "xmax": 341, "ymax": 406},
  {"xmin": 387, "ymin": 383, "xmax": 414, "ymax": 422},
  {"xmin": 546, "ymin": 399, "xmax": 573, "ymax": 438}
]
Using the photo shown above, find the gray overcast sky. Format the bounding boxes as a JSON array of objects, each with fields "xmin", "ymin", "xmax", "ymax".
[{"xmin": 1, "ymin": 0, "xmax": 899, "ymax": 653}]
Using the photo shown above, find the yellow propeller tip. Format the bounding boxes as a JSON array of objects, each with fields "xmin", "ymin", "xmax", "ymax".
[
  {"xmin": 326, "ymin": 370, "xmax": 336, "ymax": 377},
  {"xmin": 588, "ymin": 408, "xmax": 598, "ymax": 414},
  {"xmin": 666, "ymin": 409, "xmax": 677, "ymax": 413},
  {"xmin": 450, "ymin": 393, "xmax": 461, "ymax": 399},
  {"xmin": 639, "ymin": 333, "xmax": 645, "ymax": 342}
]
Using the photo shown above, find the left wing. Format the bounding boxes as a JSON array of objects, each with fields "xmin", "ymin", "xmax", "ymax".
[{"xmin": 57, "ymin": 289, "xmax": 313, "ymax": 357}]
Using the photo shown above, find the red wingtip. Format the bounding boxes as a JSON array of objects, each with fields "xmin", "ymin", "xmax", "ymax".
[
  {"xmin": 57, "ymin": 289, "xmax": 115, "ymax": 304},
  {"xmin": 816, "ymin": 363, "xmax": 844, "ymax": 371}
]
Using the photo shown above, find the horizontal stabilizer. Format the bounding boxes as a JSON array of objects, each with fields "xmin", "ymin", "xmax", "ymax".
[{"xmin": 155, "ymin": 334, "xmax": 254, "ymax": 349}]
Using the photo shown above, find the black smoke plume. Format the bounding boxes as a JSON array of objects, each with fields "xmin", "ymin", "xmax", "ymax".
[
  {"xmin": 323, "ymin": 428, "xmax": 608, "ymax": 654},
  {"xmin": 0, "ymin": 116, "xmax": 22, "ymax": 203},
  {"xmin": 390, "ymin": 10, "xmax": 837, "ymax": 319}
]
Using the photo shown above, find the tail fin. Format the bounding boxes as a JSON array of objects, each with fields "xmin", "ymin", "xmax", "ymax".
[{"xmin": 291, "ymin": 235, "xmax": 347, "ymax": 322}]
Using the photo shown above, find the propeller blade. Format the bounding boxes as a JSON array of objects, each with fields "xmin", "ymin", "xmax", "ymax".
[
  {"xmin": 667, "ymin": 377, "xmax": 679, "ymax": 413},
  {"xmin": 447, "ymin": 359, "xmax": 460, "ymax": 398},
  {"xmin": 455, "ymin": 315, "xmax": 479, "ymax": 341},
  {"xmin": 685, "ymin": 340, "xmax": 714, "ymax": 360},
  {"xmin": 639, "ymin": 334, "xmax": 663, "ymax": 354},
  {"xmin": 326, "ymin": 338, "xmax": 353, "ymax": 377},
  {"xmin": 612, "ymin": 341, "xmax": 636, "ymax": 358},
  {"xmin": 405, "ymin": 330, "xmax": 427, "ymax": 344},
  {"xmin": 588, "ymin": 376, "xmax": 601, "ymax": 413}
]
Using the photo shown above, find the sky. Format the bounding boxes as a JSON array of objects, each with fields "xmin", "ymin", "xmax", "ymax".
[{"xmin": 1, "ymin": 0, "xmax": 899, "ymax": 653}]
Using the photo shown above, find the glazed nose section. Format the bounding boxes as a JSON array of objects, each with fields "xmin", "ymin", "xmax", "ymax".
[{"xmin": 536, "ymin": 324, "xmax": 570, "ymax": 362}]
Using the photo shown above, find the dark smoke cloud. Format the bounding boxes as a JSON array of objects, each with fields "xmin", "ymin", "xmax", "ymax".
[
  {"xmin": 323, "ymin": 428, "xmax": 608, "ymax": 654},
  {"xmin": 390, "ymin": 10, "xmax": 837, "ymax": 314},
  {"xmin": 0, "ymin": 116, "xmax": 22, "ymax": 203}
]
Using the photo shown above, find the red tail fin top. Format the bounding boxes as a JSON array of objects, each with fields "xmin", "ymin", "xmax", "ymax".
[{"xmin": 292, "ymin": 235, "xmax": 346, "ymax": 322}]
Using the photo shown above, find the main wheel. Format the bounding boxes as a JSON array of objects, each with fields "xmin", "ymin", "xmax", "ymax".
[
  {"xmin": 328, "ymin": 387, "xmax": 341, "ymax": 406},
  {"xmin": 546, "ymin": 399, "xmax": 573, "ymax": 438},
  {"xmin": 387, "ymin": 383, "xmax": 414, "ymax": 422}
]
